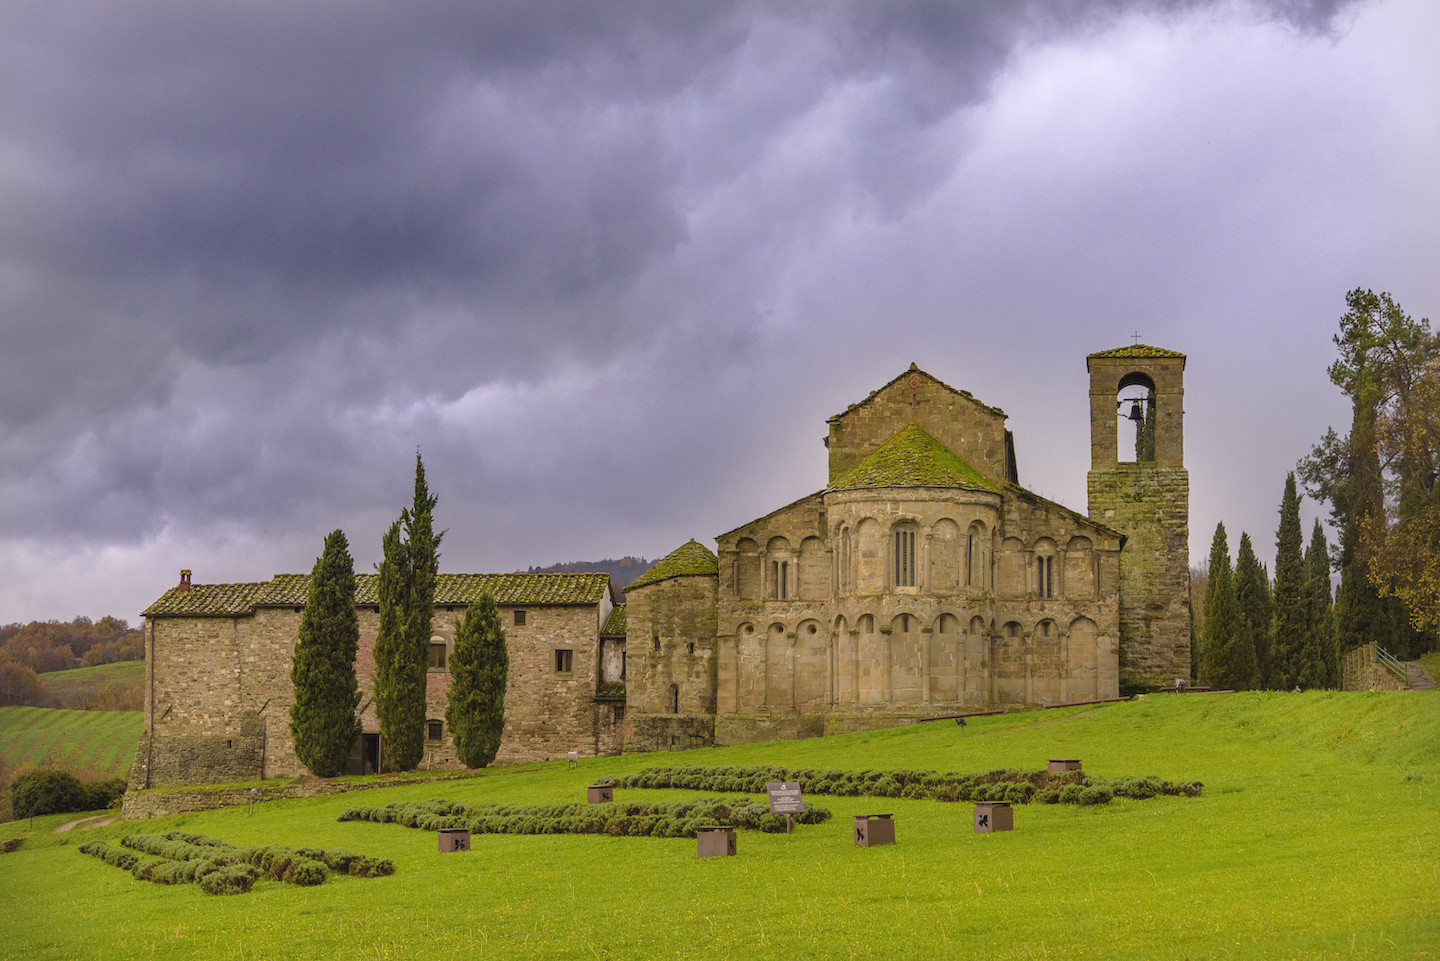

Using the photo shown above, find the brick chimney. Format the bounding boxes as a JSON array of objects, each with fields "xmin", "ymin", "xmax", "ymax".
[{"xmin": 178, "ymin": 569, "xmax": 192, "ymax": 593}]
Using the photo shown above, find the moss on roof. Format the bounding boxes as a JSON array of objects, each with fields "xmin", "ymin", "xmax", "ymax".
[
  {"xmin": 601, "ymin": 604, "xmax": 627, "ymax": 636},
  {"xmin": 828, "ymin": 423, "xmax": 999, "ymax": 493},
  {"xmin": 144, "ymin": 571, "xmax": 610, "ymax": 617},
  {"xmin": 826, "ymin": 366, "xmax": 1006, "ymax": 423},
  {"xmin": 628, "ymin": 539, "xmax": 719, "ymax": 590},
  {"xmin": 1088, "ymin": 344, "xmax": 1186, "ymax": 359}
]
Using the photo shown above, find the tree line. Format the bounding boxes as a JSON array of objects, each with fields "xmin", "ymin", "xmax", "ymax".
[
  {"xmin": 1196, "ymin": 289, "xmax": 1438, "ymax": 689},
  {"xmin": 288, "ymin": 454, "xmax": 509, "ymax": 777},
  {"xmin": 0, "ymin": 616, "xmax": 143, "ymax": 674}
]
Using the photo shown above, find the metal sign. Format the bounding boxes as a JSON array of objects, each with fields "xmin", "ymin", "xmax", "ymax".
[{"xmin": 766, "ymin": 782, "xmax": 805, "ymax": 814}]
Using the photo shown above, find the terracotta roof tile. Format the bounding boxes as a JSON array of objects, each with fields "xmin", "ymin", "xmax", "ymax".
[
  {"xmin": 601, "ymin": 604, "xmax": 627, "ymax": 636},
  {"xmin": 144, "ymin": 571, "xmax": 609, "ymax": 618},
  {"xmin": 629, "ymin": 540, "xmax": 719, "ymax": 590}
]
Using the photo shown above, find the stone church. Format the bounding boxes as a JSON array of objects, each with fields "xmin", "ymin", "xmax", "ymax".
[
  {"xmin": 622, "ymin": 345, "xmax": 1191, "ymax": 750},
  {"xmin": 132, "ymin": 344, "xmax": 1189, "ymax": 786}
]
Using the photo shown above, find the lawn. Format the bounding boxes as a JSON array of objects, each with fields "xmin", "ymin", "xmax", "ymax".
[
  {"xmin": 0, "ymin": 690, "xmax": 1435, "ymax": 960},
  {"xmin": 0, "ymin": 706, "xmax": 143, "ymax": 780}
]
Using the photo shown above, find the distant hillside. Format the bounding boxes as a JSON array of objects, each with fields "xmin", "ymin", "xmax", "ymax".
[
  {"xmin": 525, "ymin": 557, "xmax": 651, "ymax": 594},
  {"xmin": 0, "ymin": 706, "xmax": 143, "ymax": 782}
]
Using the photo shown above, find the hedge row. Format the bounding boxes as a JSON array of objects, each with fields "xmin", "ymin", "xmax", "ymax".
[
  {"xmin": 11, "ymin": 770, "xmax": 127, "ymax": 819},
  {"xmin": 602, "ymin": 766, "xmax": 1201, "ymax": 805},
  {"xmin": 79, "ymin": 832, "xmax": 392, "ymax": 895},
  {"xmin": 338, "ymin": 796, "xmax": 833, "ymax": 838}
]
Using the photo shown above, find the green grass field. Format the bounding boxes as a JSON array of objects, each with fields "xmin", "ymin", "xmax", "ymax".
[
  {"xmin": 1, "ymin": 690, "xmax": 1435, "ymax": 960},
  {"xmin": 0, "ymin": 706, "xmax": 143, "ymax": 780},
  {"xmin": 40, "ymin": 660, "xmax": 144, "ymax": 710}
]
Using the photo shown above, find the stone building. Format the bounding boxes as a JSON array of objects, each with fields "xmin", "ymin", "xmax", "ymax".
[
  {"xmin": 624, "ymin": 346, "xmax": 1190, "ymax": 750},
  {"xmin": 133, "ymin": 571, "xmax": 624, "ymax": 787},
  {"xmin": 133, "ymin": 344, "xmax": 1190, "ymax": 783}
]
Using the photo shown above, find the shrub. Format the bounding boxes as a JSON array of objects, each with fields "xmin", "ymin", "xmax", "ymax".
[
  {"xmin": 78, "ymin": 841, "xmax": 139, "ymax": 871},
  {"xmin": 11, "ymin": 769, "xmax": 86, "ymax": 819},
  {"xmin": 197, "ymin": 864, "xmax": 257, "ymax": 896},
  {"xmin": 1078, "ymin": 785, "xmax": 1114, "ymax": 806},
  {"xmin": 83, "ymin": 778, "xmax": 127, "ymax": 811}
]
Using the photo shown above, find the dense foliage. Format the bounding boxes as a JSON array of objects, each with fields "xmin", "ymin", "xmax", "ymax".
[
  {"xmin": 373, "ymin": 455, "xmax": 443, "ymax": 772},
  {"xmin": 1300, "ymin": 288, "xmax": 1438, "ymax": 646},
  {"xmin": 604, "ymin": 765, "xmax": 1202, "ymax": 805},
  {"xmin": 339, "ymin": 796, "xmax": 833, "ymax": 837},
  {"xmin": 0, "ymin": 616, "xmax": 142, "ymax": 677},
  {"xmin": 289, "ymin": 529, "xmax": 362, "ymax": 777},
  {"xmin": 79, "ymin": 831, "xmax": 393, "ymax": 896},
  {"xmin": 1200, "ymin": 523, "xmax": 1250, "ymax": 689},
  {"xmin": 446, "ymin": 593, "xmax": 507, "ymax": 768},
  {"xmin": 9, "ymin": 769, "xmax": 125, "ymax": 820}
]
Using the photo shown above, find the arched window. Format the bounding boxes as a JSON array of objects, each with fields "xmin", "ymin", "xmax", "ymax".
[
  {"xmin": 893, "ymin": 525, "xmax": 917, "ymax": 587},
  {"xmin": 1034, "ymin": 538, "xmax": 1057, "ymax": 599},
  {"xmin": 669, "ymin": 684, "xmax": 680, "ymax": 714},
  {"xmin": 1117, "ymin": 373, "xmax": 1157, "ymax": 464}
]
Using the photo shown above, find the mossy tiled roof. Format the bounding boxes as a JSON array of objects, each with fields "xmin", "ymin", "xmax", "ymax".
[
  {"xmin": 142, "ymin": 582, "xmax": 270, "ymax": 617},
  {"xmin": 828, "ymin": 423, "xmax": 999, "ymax": 493},
  {"xmin": 601, "ymin": 604, "xmax": 627, "ymax": 636},
  {"xmin": 1088, "ymin": 344, "xmax": 1186, "ymax": 359},
  {"xmin": 628, "ymin": 539, "xmax": 719, "ymax": 590},
  {"xmin": 144, "ymin": 571, "xmax": 610, "ymax": 617}
]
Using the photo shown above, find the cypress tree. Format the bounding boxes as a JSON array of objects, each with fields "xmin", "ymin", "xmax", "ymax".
[
  {"xmin": 446, "ymin": 592, "xmax": 508, "ymax": 768},
  {"xmin": 373, "ymin": 454, "xmax": 444, "ymax": 772},
  {"xmin": 1200, "ymin": 523, "xmax": 1245, "ymax": 689},
  {"xmin": 289, "ymin": 529, "xmax": 362, "ymax": 777},
  {"xmin": 1273, "ymin": 473, "xmax": 1308, "ymax": 689},
  {"xmin": 1233, "ymin": 532, "xmax": 1270, "ymax": 690},
  {"xmin": 1304, "ymin": 520, "xmax": 1336, "ymax": 688}
]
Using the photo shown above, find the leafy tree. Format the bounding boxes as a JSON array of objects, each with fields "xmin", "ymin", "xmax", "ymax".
[
  {"xmin": 373, "ymin": 454, "xmax": 443, "ymax": 772},
  {"xmin": 1304, "ymin": 521, "xmax": 1337, "ymax": 688},
  {"xmin": 1200, "ymin": 523, "xmax": 1248, "ymax": 689},
  {"xmin": 0, "ymin": 662, "xmax": 51, "ymax": 707},
  {"xmin": 1272, "ymin": 474, "xmax": 1308, "ymax": 688},
  {"xmin": 1301, "ymin": 288, "xmax": 1438, "ymax": 641},
  {"xmin": 289, "ymin": 529, "xmax": 362, "ymax": 777},
  {"xmin": 1234, "ymin": 532, "xmax": 1272, "ymax": 689},
  {"xmin": 446, "ymin": 593, "xmax": 508, "ymax": 768}
]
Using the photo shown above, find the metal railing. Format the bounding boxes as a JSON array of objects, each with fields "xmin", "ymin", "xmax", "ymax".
[{"xmin": 1374, "ymin": 644, "xmax": 1408, "ymax": 686}]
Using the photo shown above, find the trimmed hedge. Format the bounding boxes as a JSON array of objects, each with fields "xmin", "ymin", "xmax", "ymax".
[
  {"xmin": 11, "ymin": 770, "xmax": 128, "ymax": 819},
  {"xmin": 79, "ymin": 832, "xmax": 391, "ymax": 895},
  {"xmin": 338, "ymin": 796, "xmax": 833, "ymax": 838},
  {"xmin": 600, "ymin": 765, "xmax": 1202, "ymax": 805}
]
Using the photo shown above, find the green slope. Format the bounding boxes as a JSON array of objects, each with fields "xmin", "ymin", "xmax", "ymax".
[
  {"xmin": 0, "ymin": 706, "xmax": 143, "ymax": 779},
  {"xmin": 0, "ymin": 690, "xmax": 1435, "ymax": 961}
]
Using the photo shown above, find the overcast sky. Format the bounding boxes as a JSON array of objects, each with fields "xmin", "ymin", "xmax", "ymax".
[{"xmin": 2, "ymin": 0, "xmax": 1436, "ymax": 624}]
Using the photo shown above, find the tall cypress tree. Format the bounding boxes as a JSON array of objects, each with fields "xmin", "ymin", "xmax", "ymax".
[
  {"xmin": 1200, "ymin": 523, "xmax": 1245, "ymax": 689},
  {"xmin": 289, "ymin": 529, "xmax": 361, "ymax": 777},
  {"xmin": 373, "ymin": 454, "xmax": 444, "ymax": 772},
  {"xmin": 1234, "ymin": 532, "xmax": 1271, "ymax": 690},
  {"xmin": 1304, "ymin": 520, "xmax": 1336, "ymax": 688},
  {"xmin": 1273, "ymin": 473, "xmax": 1308, "ymax": 689},
  {"xmin": 446, "ymin": 592, "xmax": 508, "ymax": 768}
]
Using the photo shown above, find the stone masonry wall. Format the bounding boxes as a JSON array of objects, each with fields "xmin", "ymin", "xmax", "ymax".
[
  {"xmin": 623, "ymin": 574, "xmax": 718, "ymax": 752},
  {"xmin": 826, "ymin": 370, "xmax": 1010, "ymax": 485},
  {"xmin": 135, "ymin": 599, "xmax": 618, "ymax": 788},
  {"xmin": 1087, "ymin": 465, "xmax": 1191, "ymax": 690}
]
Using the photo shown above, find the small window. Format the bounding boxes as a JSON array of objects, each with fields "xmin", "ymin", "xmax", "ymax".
[
  {"xmin": 620, "ymin": 650, "xmax": 626, "ymax": 679},
  {"xmin": 652, "ymin": 636, "xmax": 660, "ymax": 652},
  {"xmin": 428, "ymin": 642, "xmax": 447, "ymax": 671},
  {"xmin": 894, "ymin": 529, "xmax": 916, "ymax": 587},
  {"xmin": 687, "ymin": 641, "xmax": 695, "ymax": 655},
  {"xmin": 427, "ymin": 720, "xmax": 443, "ymax": 741},
  {"xmin": 770, "ymin": 560, "xmax": 789, "ymax": 600},
  {"xmin": 514, "ymin": 610, "xmax": 527, "ymax": 626},
  {"xmin": 555, "ymin": 649, "xmax": 573, "ymax": 673},
  {"xmin": 1037, "ymin": 556, "xmax": 1054, "ymax": 598},
  {"xmin": 612, "ymin": 704, "xmax": 625, "ymax": 723}
]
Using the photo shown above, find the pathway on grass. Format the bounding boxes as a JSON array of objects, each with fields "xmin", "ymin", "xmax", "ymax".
[
  {"xmin": 54, "ymin": 815, "xmax": 118, "ymax": 832},
  {"xmin": 1404, "ymin": 662, "xmax": 1436, "ymax": 690}
]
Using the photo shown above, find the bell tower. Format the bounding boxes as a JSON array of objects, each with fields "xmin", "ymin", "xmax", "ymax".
[{"xmin": 1086, "ymin": 345, "xmax": 1191, "ymax": 691}]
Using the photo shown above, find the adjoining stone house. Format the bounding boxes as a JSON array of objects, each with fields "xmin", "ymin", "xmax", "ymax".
[
  {"xmin": 624, "ymin": 346, "xmax": 1191, "ymax": 751},
  {"xmin": 132, "ymin": 571, "xmax": 624, "ymax": 787}
]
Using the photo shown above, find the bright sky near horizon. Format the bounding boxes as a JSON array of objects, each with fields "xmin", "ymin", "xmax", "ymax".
[{"xmin": 1, "ymin": 0, "xmax": 1436, "ymax": 623}]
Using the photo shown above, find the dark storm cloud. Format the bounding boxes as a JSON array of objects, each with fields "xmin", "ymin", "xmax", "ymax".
[{"xmin": 0, "ymin": 0, "xmax": 1410, "ymax": 619}]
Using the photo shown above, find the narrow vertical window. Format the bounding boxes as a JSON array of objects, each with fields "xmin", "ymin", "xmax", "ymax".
[
  {"xmin": 966, "ymin": 534, "xmax": 974, "ymax": 587},
  {"xmin": 1037, "ymin": 557, "xmax": 1054, "ymax": 598},
  {"xmin": 770, "ymin": 560, "xmax": 789, "ymax": 599},
  {"xmin": 894, "ymin": 529, "xmax": 916, "ymax": 587}
]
